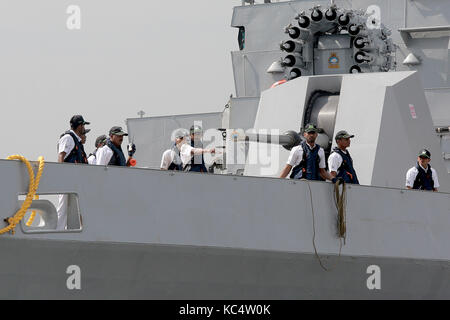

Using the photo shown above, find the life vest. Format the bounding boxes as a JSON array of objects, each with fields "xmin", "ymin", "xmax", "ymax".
[
  {"xmin": 60, "ymin": 131, "xmax": 87, "ymax": 164},
  {"xmin": 186, "ymin": 140, "xmax": 208, "ymax": 173},
  {"xmin": 167, "ymin": 144, "xmax": 183, "ymax": 171},
  {"xmin": 332, "ymin": 147, "xmax": 359, "ymax": 184},
  {"xmin": 106, "ymin": 139, "xmax": 127, "ymax": 166},
  {"xmin": 413, "ymin": 163, "xmax": 434, "ymax": 190},
  {"xmin": 290, "ymin": 141, "xmax": 321, "ymax": 180}
]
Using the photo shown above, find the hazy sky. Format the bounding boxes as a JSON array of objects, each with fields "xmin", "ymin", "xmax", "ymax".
[{"xmin": 0, "ymin": 0, "xmax": 242, "ymax": 162}]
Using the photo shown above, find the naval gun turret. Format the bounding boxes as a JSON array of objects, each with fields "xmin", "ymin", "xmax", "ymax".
[
  {"xmin": 209, "ymin": 129, "xmax": 303, "ymax": 174},
  {"xmin": 211, "ymin": 126, "xmax": 333, "ymax": 176}
]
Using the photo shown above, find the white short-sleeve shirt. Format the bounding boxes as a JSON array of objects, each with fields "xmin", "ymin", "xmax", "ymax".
[
  {"xmin": 161, "ymin": 149, "xmax": 176, "ymax": 169},
  {"xmin": 96, "ymin": 145, "xmax": 114, "ymax": 165},
  {"xmin": 328, "ymin": 149, "xmax": 349, "ymax": 173},
  {"xmin": 58, "ymin": 130, "xmax": 81, "ymax": 160},
  {"xmin": 180, "ymin": 144, "xmax": 195, "ymax": 167},
  {"xmin": 287, "ymin": 144, "xmax": 326, "ymax": 169},
  {"xmin": 87, "ymin": 154, "xmax": 96, "ymax": 165},
  {"xmin": 405, "ymin": 165, "xmax": 440, "ymax": 189}
]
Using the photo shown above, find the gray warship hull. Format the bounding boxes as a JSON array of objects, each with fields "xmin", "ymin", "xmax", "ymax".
[
  {"xmin": 0, "ymin": 160, "xmax": 449, "ymax": 299},
  {"xmin": 1, "ymin": 239, "xmax": 449, "ymax": 299}
]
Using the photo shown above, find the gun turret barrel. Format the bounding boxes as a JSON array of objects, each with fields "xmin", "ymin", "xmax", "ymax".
[
  {"xmin": 311, "ymin": 9, "xmax": 323, "ymax": 22},
  {"xmin": 338, "ymin": 14, "xmax": 350, "ymax": 26},
  {"xmin": 297, "ymin": 15, "xmax": 310, "ymax": 28},
  {"xmin": 245, "ymin": 130, "xmax": 301, "ymax": 150},
  {"xmin": 280, "ymin": 40, "xmax": 302, "ymax": 53},
  {"xmin": 286, "ymin": 26, "xmax": 301, "ymax": 39},
  {"xmin": 288, "ymin": 67, "xmax": 302, "ymax": 79},
  {"xmin": 325, "ymin": 8, "xmax": 337, "ymax": 21},
  {"xmin": 348, "ymin": 24, "xmax": 362, "ymax": 36},
  {"xmin": 282, "ymin": 53, "xmax": 304, "ymax": 68},
  {"xmin": 354, "ymin": 37, "xmax": 367, "ymax": 49},
  {"xmin": 355, "ymin": 51, "xmax": 369, "ymax": 63},
  {"xmin": 350, "ymin": 65, "xmax": 362, "ymax": 73}
]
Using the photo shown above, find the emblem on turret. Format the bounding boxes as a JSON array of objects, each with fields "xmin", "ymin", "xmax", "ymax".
[{"xmin": 328, "ymin": 53, "xmax": 340, "ymax": 69}]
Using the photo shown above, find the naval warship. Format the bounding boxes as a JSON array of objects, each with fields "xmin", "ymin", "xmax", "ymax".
[{"xmin": 0, "ymin": 0, "xmax": 449, "ymax": 299}]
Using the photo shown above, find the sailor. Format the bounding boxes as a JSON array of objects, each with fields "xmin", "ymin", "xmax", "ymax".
[
  {"xmin": 88, "ymin": 134, "xmax": 107, "ymax": 165},
  {"xmin": 328, "ymin": 130, "xmax": 359, "ymax": 184},
  {"xmin": 57, "ymin": 115, "xmax": 90, "ymax": 164},
  {"xmin": 279, "ymin": 123, "xmax": 332, "ymax": 181},
  {"xmin": 56, "ymin": 115, "xmax": 90, "ymax": 230},
  {"xmin": 160, "ymin": 129, "xmax": 187, "ymax": 170},
  {"xmin": 80, "ymin": 128, "xmax": 90, "ymax": 161},
  {"xmin": 405, "ymin": 149, "xmax": 440, "ymax": 192},
  {"xmin": 96, "ymin": 126, "xmax": 135, "ymax": 166},
  {"xmin": 180, "ymin": 125, "xmax": 215, "ymax": 172}
]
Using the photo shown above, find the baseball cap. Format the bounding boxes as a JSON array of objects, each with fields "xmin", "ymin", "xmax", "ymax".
[
  {"xmin": 70, "ymin": 115, "xmax": 90, "ymax": 129},
  {"xmin": 304, "ymin": 123, "xmax": 318, "ymax": 133},
  {"xmin": 109, "ymin": 126, "xmax": 128, "ymax": 136},
  {"xmin": 418, "ymin": 149, "xmax": 431, "ymax": 159},
  {"xmin": 190, "ymin": 125, "xmax": 203, "ymax": 134},
  {"xmin": 174, "ymin": 129, "xmax": 188, "ymax": 139},
  {"xmin": 95, "ymin": 134, "xmax": 107, "ymax": 147},
  {"xmin": 335, "ymin": 130, "xmax": 355, "ymax": 140}
]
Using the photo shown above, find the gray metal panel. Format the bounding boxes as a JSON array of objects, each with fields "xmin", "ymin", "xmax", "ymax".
[
  {"xmin": 406, "ymin": 0, "xmax": 450, "ymax": 29},
  {"xmin": 231, "ymin": 50, "xmax": 285, "ymax": 97},
  {"xmin": 317, "ymin": 35, "xmax": 352, "ymax": 49},
  {"xmin": 396, "ymin": 39, "xmax": 450, "ymax": 89},
  {"xmin": 126, "ymin": 112, "xmax": 222, "ymax": 168},
  {"xmin": 228, "ymin": 97, "xmax": 260, "ymax": 129},
  {"xmin": 1, "ymin": 237, "xmax": 449, "ymax": 299},
  {"xmin": 424, "ymin": 88, "xmax": 450, "ymax": 126},
  {"xmin": 0, "ymin": 160, "xmax": 449, "ymax": 262},
  {"xmin": 244, "ymin": 75, "xmax": 310, "ymax": 177}
]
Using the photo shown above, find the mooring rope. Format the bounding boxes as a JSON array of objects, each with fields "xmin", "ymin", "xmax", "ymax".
[{"xmin": 306, "ymin": 181, "xmax": 328, "ymax": 271}]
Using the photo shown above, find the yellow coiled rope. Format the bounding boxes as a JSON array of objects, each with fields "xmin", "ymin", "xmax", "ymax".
[
  {"xmin": 0, "ymin": 155, "xmax": 45, "ymax": 235},
  {"xmin": 26, "ymin": 195, "xmax": 40, "ymax": 227}
]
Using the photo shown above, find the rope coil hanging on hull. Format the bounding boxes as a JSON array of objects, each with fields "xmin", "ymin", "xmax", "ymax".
[{"xmin": 1, "ymin": 155, "xmax": 45, "ymax": 235}]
